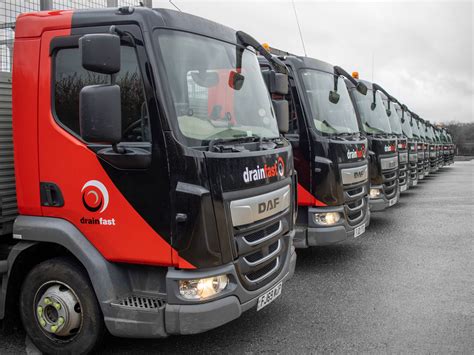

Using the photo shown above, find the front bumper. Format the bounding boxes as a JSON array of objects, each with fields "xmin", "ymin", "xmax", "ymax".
[
  {"xmin": 105, "ymin": 234, "xmax": 297, "ymax": 338},
  {"xmin": 293, "ymin": 201, "xmax": 370, "ymax": 248},
  {"xmin": 369, "ymin": 184, "xmax": 399, "ymax": 212}
]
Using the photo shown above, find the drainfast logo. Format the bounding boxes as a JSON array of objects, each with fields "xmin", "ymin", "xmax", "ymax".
[
  {"xmin": 80, "ymin": 180, "xmax": 116, "ymax": 226},
  {"xmin": 384, "ymin": 144, "xmax": 396, "ymax": 152},
  {"xmin": 243, "ymin": 156, "xmax": 285, "ymax": 183},
  {"xmin": 398, "ymin": 141, "xmax": 407, "ymax": 150},
  {"xmin": 347, "ymin": 145, "xmax": 366, "ymax": 159}
]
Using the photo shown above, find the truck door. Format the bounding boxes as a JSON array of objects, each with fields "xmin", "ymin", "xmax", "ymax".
[{"xmin": 37, "ymin": 25, "xmax": 189, "ymax": 267}]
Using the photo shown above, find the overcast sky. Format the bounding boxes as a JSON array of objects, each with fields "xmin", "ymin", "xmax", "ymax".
[{"xmin": 153, "ymin": 0, "xmax": 473, "ymax": 124}]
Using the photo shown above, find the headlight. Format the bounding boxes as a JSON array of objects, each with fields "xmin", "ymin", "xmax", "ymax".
[
  {"xmin": 179, "ymin": 275, "xmax": 229, "ymax": 300},
  {"xmin": 369, "ymin": 188, "xmax": 381, "ymax": 199},
  {"xmin": 314, "ymin": 212, "xmax": 340, "ymax": 225}
]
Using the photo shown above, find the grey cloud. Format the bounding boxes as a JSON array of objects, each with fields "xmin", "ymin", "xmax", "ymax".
[{"xmin": 154, "ymin": 0, "xmax": 473, "ymax": 123}]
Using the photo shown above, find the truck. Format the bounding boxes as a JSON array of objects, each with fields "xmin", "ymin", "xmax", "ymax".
[
  {"xmin": 440, "ymin": 128, "xmax": 451, "ymax": 166},
  {"xmin": 406, "ymin": 110, "xmax": 420, "ymax": 187},
  {"xmin": 414, "ymin": 117, "xmax": 427, "ymax": 180},
  {"xmin": 346, "ymin": 78, "xmax": 399, "ymax": 211},
  {"xmin": 0, "ymin": 7, "xmax": 297, "ymax": 353},
  {"xmin": 446, "ymin": 131, "xmax": 455, "ymax": 164},
  {"xmin": 425, "ymin": 121, "xmax": 438, "ymax": 173},
  {"xmin": 258, "ymin": 49, "xmax": 370, "ymax": 247},
  {"xmin": 381, "ymin": 93, "xmax": 409, "ymax": 193},
  {"xmin": 418, "ymin": 118, "xmax": 431, "ymax": 177}
]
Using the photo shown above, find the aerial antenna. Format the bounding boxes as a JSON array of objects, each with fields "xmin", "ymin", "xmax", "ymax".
[
  {"xmin": 169, "ymin": 0, "xmax": 182, "ymax": 11},
  {"xmin": 291, "ymin": 0, "xmax": 307, "ymax": 56},
  {"xmin": 371, "ymin": 52, "xmax": 375, "ymax": 81}
]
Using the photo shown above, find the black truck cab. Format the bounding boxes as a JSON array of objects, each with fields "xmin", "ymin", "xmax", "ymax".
[
  {"xmin": 414, "ymin": 117, "xmax": 427, "ymax": 180},
  {"xmin": 259, "ymin": 52, "xmax": 370, "ymax": 247},
  {"xmin": 406, "ymin": 111, "xmax": 420, "ymax": 187},
  {"xmin": 347, "ymin": 79, "xmax": 399, "ymax": 211},
  {"xmin": 381, "ymin": 95, "xmax": 408, "ymax": 193}
]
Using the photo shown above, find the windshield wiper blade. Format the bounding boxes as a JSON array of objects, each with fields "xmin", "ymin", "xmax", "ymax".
[{"xmin": 321, "ymin": 120, "xmax": 338, "ymax": 132}]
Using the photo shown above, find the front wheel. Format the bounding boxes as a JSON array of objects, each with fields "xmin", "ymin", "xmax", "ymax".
[{"xmin": 20, "ymin": 257, "xmax": 104, "ymax": 355}]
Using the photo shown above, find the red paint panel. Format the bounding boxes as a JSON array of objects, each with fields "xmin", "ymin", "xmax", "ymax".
[
  {"xmin": 297, "ymin": 183, "xmax": 327, "ymax": 207},
  {"xmin": 15, "ymin": 11, "xmax": 73, "ymax": 38},
  {"xmin": 36, "ymin": 28, "xmax": 194, "ymax": 268},
  {"xmin": 12, "ymin": 38, "xmax": 42, "ymax": 215}
]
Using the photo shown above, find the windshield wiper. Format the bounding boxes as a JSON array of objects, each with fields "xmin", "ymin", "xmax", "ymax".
[{"xmin": 364, "ymin": 121, "xmax": 386, "ymax": 135}]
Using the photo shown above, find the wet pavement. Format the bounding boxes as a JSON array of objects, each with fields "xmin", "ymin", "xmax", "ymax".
[{"xmin": 1, "ymin": 161, "xmax": 473, "ymax": 353}]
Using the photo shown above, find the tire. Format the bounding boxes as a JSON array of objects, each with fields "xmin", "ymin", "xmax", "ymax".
[{"xmin": 19, "ymin": 257, "xmax": 105, "ymax": 355}]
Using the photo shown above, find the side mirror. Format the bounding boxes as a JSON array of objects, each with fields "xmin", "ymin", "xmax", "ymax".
[
  {"xmin": 329, "ymin": 91, "xmax": 340, "ymax": 104},
  {"xmin": 386, "ymin": 109, "xmax": 391, "ymax": 117},
  {"xmin": 371, "ymin": 102, "xmax": 376, "ymax": 111},
  {"xmin": 228, "ymin": 71, "xmax": 245, "ymax": 90},
  {"xmin": 356, "ymin": 82, "xmax": 368, "ymax": 95},
  {"xmin": 79, "ymin": 85, "xmax": 122, "ymax": 143},
  {"xmin": 272, "ymin": 99, "xmax": 289, "ymax": 133},
  {"xmin": 262, "ymin": 70, "xmax": 288, "ymax": 95},
  {"xmin": 79, "ymin": 34, "xmax": 121, "ymax": 74}
]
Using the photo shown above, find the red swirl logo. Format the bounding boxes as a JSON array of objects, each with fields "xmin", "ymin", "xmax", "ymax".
[
  {"xmin": 277, "ymin": 156, "xmax": 285, "ymax": 177},
  {"xmin": 81, "ymin": 180, "xmax": 109, "ymax": 213}
]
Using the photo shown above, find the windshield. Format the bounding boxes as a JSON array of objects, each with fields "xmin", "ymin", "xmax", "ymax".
[
  {"xmin": 385, "ymin": 101, "xmax": 403, "ymax": 135},
  {"xmin": 156, "ymin": 30, "xmax": 279, "ymax": 146},
  {"xmin": 353, "ymin": 89, "xmax": 391, "ymax": 134},
  {"xmin": 299, "ymin": 69, "xmax": 359, "ymax": 134},
  {"xmin": 396, "ymin": 106, "xmax": 413, "ymax": 138},
  {"xmin": 417, "ymin": 120, "xmax": 425, "ymax": 139},
  {"xmin": 410, "ymin": 116, "xmax": 420, "ymax": 138},
  {"xmin": 426, "ymin": 125, "xmax": 435, "ymax": 141}
]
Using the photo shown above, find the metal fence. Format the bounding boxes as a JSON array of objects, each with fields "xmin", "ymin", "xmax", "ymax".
[{"xmin": 0, "ymin": 0, "xmax": 151, "ymax": 72}]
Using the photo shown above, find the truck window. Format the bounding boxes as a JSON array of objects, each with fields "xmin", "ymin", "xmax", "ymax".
[
  {"xmin": 156, "ymin": 30, "xmax": 279, "ymax": 146},
  {"xmin": 54, "ymin": 45, "xmax": 150, "ymax": 143}
]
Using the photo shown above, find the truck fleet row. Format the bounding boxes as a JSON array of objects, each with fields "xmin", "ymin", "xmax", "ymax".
[{"xmin": 0, "ymin": 7, "xmax": 455, "ymax": 354}]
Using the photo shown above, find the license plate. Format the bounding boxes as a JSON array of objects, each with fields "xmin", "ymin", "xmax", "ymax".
[
  {"xmin": 257, "ymin": 282, "xmax": 282, "ymax": 311},
  {"xmin": 400, "ymin": 185, "xmax": 407, "ymax": 192},
  {"xmin": 354, "ymin": 223, "xmax": 366, "ymax": 238},
  {"xmin": 388, "ymin": 197, "xmax": 397, "ymax": 207},
  {"xmin": 413, "ymin": 180, "xmax": 418, "ymax": 186}
]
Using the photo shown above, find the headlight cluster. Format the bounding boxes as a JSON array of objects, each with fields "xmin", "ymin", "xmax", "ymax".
[
  {"xmin": 369, "ymin": 188, "xmax": 381, "ymax": 199},
  {"xmin": 314, "ymin": 212, "xmax": 340, "ymax": 225},
  {"xmin": 179, "ymin": 275, "xmax": 229, "ymax": 300}
]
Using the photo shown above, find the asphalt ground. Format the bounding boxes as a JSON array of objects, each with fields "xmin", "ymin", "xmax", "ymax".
[{"xmin": 1, "ymin": 161, "xmax": 473, "ymax": 354}]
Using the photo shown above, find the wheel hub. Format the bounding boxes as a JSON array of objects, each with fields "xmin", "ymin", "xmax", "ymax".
[{"xmin": 36, "ymin": 284, "xmax": 82, "ymax": 337}]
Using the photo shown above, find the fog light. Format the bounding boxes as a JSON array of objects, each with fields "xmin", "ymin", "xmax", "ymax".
[
  {"xmin": 314, "ymin": 212, "xmax": 340, "ymax": 225},
  {"xmin": 179, "ymin": 275, "xmax": 229, "ymax": 300},
  {"xmin": 369, "ymin": 188, "xmax": 381, "ymax": 199}
]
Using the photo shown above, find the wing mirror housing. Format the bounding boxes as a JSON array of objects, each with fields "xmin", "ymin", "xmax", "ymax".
[
  {"xmin": 79, "ymin": 33, "xmax": 121, "ymax": 74},
  {"xmin": 79, "ymin": 33, "xmax": 122, "ymax": 146},
  {"xmin": 356, "ymin": 82, "xmax": 368, "ymax": 95},
  {"xmin": 262, "ymin": 70, "xmax": 289, "ymax": 95},
  {"xmin": 272, "ymin": 100, "xmax": 289, "ymax": 134},
  {"xmin": 79, "ymin": 85, "xmax": 122, "ymax": 144}
]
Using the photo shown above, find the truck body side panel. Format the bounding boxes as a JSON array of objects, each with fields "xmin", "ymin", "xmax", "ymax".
[{"xmin": 12, "ymin": 38, "xmax": 42, "ymax": 216}]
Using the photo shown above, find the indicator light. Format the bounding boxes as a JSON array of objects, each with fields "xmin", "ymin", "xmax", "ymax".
[{"xmin": 352, "ymin": 71, "xmax": 359, "ymax": 79}]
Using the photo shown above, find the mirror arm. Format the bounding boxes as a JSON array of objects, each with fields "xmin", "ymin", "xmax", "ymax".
[
  {"xmin": 112, "ymin": 143, "xmax": 126, "ymax": 154},
  {"xmin": 333, "ymin": 74, "xmax": 338, "ymax": 92},
  {"xmin": 236, "ymin": 31, "xmax": 288, "ymax": 74},
  {"xmin": 334, "ymin": 66, "xmax": 355, "ymax": 86},
  {"xmin": 371, "ymin": 88, "xmax": 377, "ymax": 109}
]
